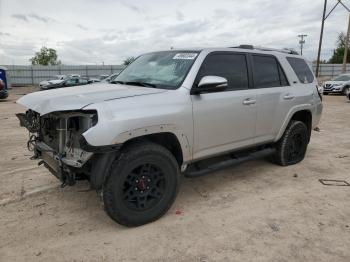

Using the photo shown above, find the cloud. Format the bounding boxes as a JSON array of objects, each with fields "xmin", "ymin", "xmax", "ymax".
[
  {"xmin": 120, "ymin": 1, "xmax": 142, "ymax": 13},
  {"xmin": 2, "ymin": 0, "xmax": 348, "ymax": 64},
  {"xmin": 76, "ymin": 24, "xmax": 89, "ymax": 31},
  {"xmin": 176, "ymin": 11, "xmax": 184, "ymax": 21},
  {"xmin": 12, "ymin": 13, "xmax": 55, "ymax": 23},
  {"xmin": 161, "ymin": 20, "xmax": 211, "ymax": 37},
  {"xmin": 12, "ymin": 14, "xmax": 29, "ymax": 22},
  {"xmin": 28, "ymin": 13, "xmax": 53, "ymax": 23}
]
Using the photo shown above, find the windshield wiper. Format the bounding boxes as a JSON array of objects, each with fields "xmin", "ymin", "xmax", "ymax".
[
  {"xmin": 110, "ymin": 80, "xmax": 125, "ymax": 85},
  {"xmin": 110, "ymin": 80, "xmax": 158, "ymax": 88},
  {"xmin": 124, "ymin": 81, "xmax": 157, "ymax": 88}
]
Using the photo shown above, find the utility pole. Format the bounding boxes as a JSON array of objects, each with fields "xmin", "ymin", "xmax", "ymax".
[
  {"xmin": 316, "ymin": 0, "xmax": 327, "ymax": 77},
  {"xmin": 298, "ymin": 34, "xmax": 308, "ymax": 55},
  {"xmin": 316, "ymin": 0, "xmax": 350, "ymax": 77},
  {"xmin": 342, "ymin": 14, "xmax": 350, "ymax": 73}
]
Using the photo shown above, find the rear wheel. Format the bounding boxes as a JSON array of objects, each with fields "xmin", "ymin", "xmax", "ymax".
[
  {"xmin": 273, "ymin": 120, "xmax": 309, "ymax": 166},
  {"xmin": 343, "ymin": 86, "xmax": 350, "ymax": 96},
  {"xmin": 103, "ymin": 142, "xmax": 180, "ymax": 227}
]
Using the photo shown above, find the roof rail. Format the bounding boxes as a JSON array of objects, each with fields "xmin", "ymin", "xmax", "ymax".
[{"xmin": 232, "ymin": 45, "xmax": 299, "ymax": 55}]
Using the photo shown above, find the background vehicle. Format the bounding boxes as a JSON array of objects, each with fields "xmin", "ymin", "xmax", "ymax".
[
  {"xmin": 16, "ymin": 46, "xmax": 322, "ymax": 227},
  {"xmin": 39, "ymin": 74, "xmax": 81, "ymax": 89},
  {"xmin": 322, "ymin": 74, "xmax": 350, "ymax": 95},
  {"xmin": 0, "ymin": 66, "xmax": 9, "ymax": 99},
  {"xmin": 40, "ymin": 76, "xmax": 89, "ymax": 90}
]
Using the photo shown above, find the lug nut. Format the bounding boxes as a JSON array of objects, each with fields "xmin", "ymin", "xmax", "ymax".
[
  {"xmin": 142, "ymin": 176, "xmax": 145, "ymax": 179},
  {"xmin": 134, "ymin": 187, "xmax": 138, "ymax": 191},
  {"xmin": 135, "ymin": 179, "xmax": 139, "ymax": 183},
  {"xmin": 146, "ymin": 186, "xmax": 150, "ymax": 189},
  {"xmin": 147, "ymin": 179, "xmax": 151, "ymax": 182},
  {"xmin": 140, "ymin": 191, "xmax": 144, "ymax": 194}
]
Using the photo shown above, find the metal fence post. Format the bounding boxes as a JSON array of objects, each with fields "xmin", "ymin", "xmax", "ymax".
[
  {"xmin": 111, "ymin": 65, "xmax": 113, "ymax": 74},
  {"xmin": 85, "ymin": 65, "xmax": 88, "ymax": 78},
  {"xmin": 31, "ymin": 66, "xmax": 34, "ymax": 85},
  {"xmin": 331, "ymin": 65, "xmax": 334, "ymax": 78}
]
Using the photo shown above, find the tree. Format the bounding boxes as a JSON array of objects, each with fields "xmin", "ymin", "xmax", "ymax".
[
  {"xmin": 328, "ymin": 32, "xmax": 350, "ymax": 64},
  {"xmin": 30, "ymin": 47, "xmax": 61, "ymax": 65},
  {"xmin": 123, "ymin": 56, "xmax": 135, "ymax": 66}
]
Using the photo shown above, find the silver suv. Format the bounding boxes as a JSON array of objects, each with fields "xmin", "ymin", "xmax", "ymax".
[{"xmin": 16, "ymin": 46, "xmax": 323, "ymax": 226}]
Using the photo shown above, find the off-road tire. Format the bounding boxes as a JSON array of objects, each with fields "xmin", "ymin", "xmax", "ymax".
[
  {"xmin": 273, "ymin": 120, "xmax": 309, "ymax": 166},
  {"xmin": 103, "ymin": 141, "xmax": 180, "ymax": 227}
]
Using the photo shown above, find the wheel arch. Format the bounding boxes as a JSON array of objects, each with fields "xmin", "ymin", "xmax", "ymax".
[
  {"xmin": 276, "ymin": 107, "xmax": 313, "ymax": 142},
  {"xmin": 89, "ymin": 128, "xmax": 189, "ymax": 190}
]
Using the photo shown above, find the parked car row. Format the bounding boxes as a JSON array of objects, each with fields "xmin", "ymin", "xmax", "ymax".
[{"xmin": 39, "ymin": 73, "xmax": 120, "ymax": 90}]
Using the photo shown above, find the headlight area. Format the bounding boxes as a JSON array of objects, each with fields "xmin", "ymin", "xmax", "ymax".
[{"xmin": 16, "ymin": 109, "xmax": 98, "ymax": 187}]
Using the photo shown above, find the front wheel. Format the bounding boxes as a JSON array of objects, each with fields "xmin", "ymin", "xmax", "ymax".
[
  {"xmin": 102, "ymin": 142, "xmax": 180, "ymax": 227},
  {"xmin": 273, "ymin": 120, "xmax": 309, "ymax": 166}
]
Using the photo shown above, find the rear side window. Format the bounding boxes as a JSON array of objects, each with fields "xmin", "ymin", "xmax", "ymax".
[
  {"xmin": 196, "ymin": 53, "xmax": 249, "ymax": 90},
  {"xmin": 252, "ymin": 55, "xmax": 288, "ymax": 88},
  {"xmin": 286, "ymin": 57, "xmax": 314, "ymax": 83}
]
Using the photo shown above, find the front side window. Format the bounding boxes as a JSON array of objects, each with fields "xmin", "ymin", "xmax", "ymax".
[
  {"xmin": 252, "ymin": 55, "xmax": 286, "ymax": 88},
  {"xmin": 115, "ymin": 51, "xmax": 199, "ymax": 89},
  {"xmin": 286, "ymin": 57, "xmax": 314, "ymax": 83},
  {"xmin": 195, "ymin": 53, "xmax": 249, "ymax": 90}
]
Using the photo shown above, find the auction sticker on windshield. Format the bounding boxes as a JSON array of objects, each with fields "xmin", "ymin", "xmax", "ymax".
[{"xmin": 173, "ymin": 53, "xmax": 198, "ymax": 60}]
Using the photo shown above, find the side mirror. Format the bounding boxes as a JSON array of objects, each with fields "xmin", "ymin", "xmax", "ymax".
[{"xmin": 191, "ymin": 76, "xmax": 228, "ymax": 95}]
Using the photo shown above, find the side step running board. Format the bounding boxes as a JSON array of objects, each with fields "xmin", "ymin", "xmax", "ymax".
[{"xmin": 185, "ymin": 148, "xmax": 275, "ymax": 178}]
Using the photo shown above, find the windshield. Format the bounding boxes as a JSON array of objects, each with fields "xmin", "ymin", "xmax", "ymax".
[
  {"xmin": 115, "ymin": 51, "xmax": 199, "ymax": 89},
  {"xmin": 334, "ymin": 75, "xmax": 350, "ymax": 81}
]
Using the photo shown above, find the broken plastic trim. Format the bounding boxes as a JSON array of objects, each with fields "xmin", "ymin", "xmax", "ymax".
[{"xmin": 79, "ymin": 136, "xmax": 123, "ymax": 153}]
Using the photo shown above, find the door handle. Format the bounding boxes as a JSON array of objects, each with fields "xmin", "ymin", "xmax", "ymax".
[
  {"xmin": 243, "ymin": 98, "xmax": 256, "ymax": 105},
  {"xmin": 283, "ymin": 94, "xmax": 295, "ymax": 100}
]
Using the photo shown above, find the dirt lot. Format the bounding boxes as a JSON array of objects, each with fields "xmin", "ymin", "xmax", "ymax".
[{"xmin": 0, "ymin": 87, "xmax": 349, "ymax": 262}]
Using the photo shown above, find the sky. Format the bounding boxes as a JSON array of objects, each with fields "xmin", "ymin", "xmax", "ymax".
[{"xmin": 0, "ymin": 0, "xmax": 348, "ymax": 65}]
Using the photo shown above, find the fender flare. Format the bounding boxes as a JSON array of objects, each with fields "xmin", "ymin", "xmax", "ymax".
[
  {"xmin": 275, "ymin": 104, "xmax": 313, "ymax": 142},
  {"xmin": 112, "ymin": 124, "xmax": 192, "ymax": 163}
]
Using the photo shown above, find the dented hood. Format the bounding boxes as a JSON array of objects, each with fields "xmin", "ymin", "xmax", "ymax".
[{"xmin": 17, "ymin": 83, "xmax": 165, "ymax": 115}]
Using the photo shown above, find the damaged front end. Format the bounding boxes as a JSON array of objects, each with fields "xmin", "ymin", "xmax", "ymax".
[{"xmin": 16, "ymin": 109, "xmax": 98, "ymax": 187}]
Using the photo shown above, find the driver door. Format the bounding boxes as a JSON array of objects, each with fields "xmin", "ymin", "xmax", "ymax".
[{"xmin": 191, "ymin": 52, "xmax": 257, "ymax": 160}]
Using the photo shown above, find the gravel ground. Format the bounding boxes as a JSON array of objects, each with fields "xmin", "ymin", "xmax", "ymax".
[{"xmin": 0, "ymin": 86, "xmax": 349, "ymax": 262}]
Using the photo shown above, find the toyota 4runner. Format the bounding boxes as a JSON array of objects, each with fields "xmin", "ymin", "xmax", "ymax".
[{"xmin": 16, "ymin": 45, "xmax": 323, "ymax": 226}]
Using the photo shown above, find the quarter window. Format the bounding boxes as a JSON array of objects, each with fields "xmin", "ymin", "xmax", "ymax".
[
  {"xmin": 286, "ymin": 57, "xmax": 314, "ymax": 83},
  {"xmin": 196, "ymin": 53, "xmax": 249, "ymax": 90},
  {"xmin": 252, "ymin": 55, "xmax": 287, "ymax": 88}
]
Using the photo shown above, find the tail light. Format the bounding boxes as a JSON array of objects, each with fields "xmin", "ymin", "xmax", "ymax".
[{"xmin": 0, "ymin": 80, "xmax": 4, "ymax": 90}]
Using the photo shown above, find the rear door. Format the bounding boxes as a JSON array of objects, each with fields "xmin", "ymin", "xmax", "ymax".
[
  {"xmin": 191, "ymin": 52, "xmax": 257, "ymax": 160},
  {"xmin": 250, "ymin": 54, "xmax": 292, "ymax": 143}
]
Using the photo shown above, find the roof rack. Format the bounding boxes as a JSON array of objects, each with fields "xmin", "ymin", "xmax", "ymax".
[{"xmin": 231, "ymin": 45, "xmax": 299, "ymax": 55}]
